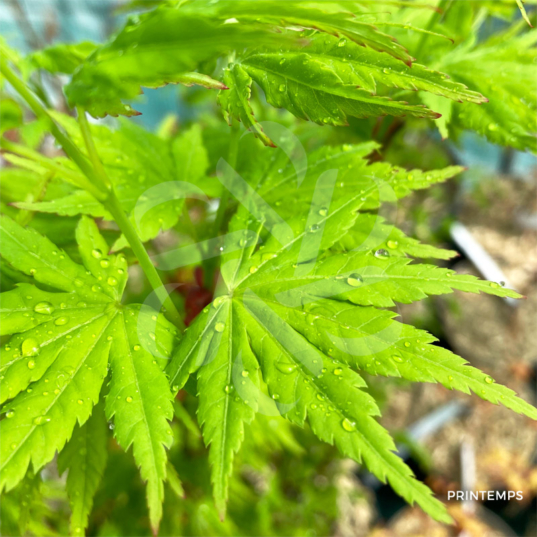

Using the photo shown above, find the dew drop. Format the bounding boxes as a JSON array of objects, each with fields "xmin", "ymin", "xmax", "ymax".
[
  {"xmin": 215, "ymin": 322, "xmax": 225, "ymax": 333},
  {"xmin": 126, "ymin": 396, "xmax": 133, "ymax": 403},
  {"xmin": 318, "ymin": 207, "xmax": 328, "ymax": 217},
  {"xmin": 346, "ymin": 273, "xmax": 363, "ymax": 287},
  {"xmin": 5, "ymin": 410, "xmax": 15, "ymax": 419},
  {"xmin": 278, "ymin": 84, "xmax": 285, "ymax": 92},
  {"xmin": 77, "ymin": 399, "xmax": 83, "ymax": 405},
  {"xmin": 272, "ymin": 394, "xmax": 280, "ymax": 400},
  {"xmin": 22, "ymin": 338, "xmax": 39, "ymax": 357},
  {"xmin": 241, "ymin": 370, "xmax": 249, "ymax": 378},
  {"xmin": 392, "ymin": 355, "xmax": 404, "ymax": 363},
  {"xmin": 309, "ymin": 223, "xmax": 320, "ymax": 233},
  {"xmin": 134, "ymin": 344, "xmax": 141, "ymax": 351},
  {"xmin": 92, "ymin": 249, "xmax": 102, "ymax": 259},
  {"xmin": 375, "ymin": 249, "xmax": 389, "ymax": 258},
  {"xmin": 249, "ymin": 265, "xmax": 258, "ymax": 274},
  {"xmin": 337, "ymin": 38, "xmax": 347, "ymax": 47},
  {"xmin": 107, "ymin": 277, "xmax": 117, "ymax": 286},
  {"xmin": 387, "ymin": 240, "xmax": 398, "ymax": 249},
  {"xmin": 213, "ymin": 296, "xmax": 226, "ymax": 308},
  {"xmin": 34, "ymin": 302, "xmax": 54, "ymax": 315},
  {"xmin": 55, "ymin": 317, "xmax": 69, "ymax": 326},
  {"xmin": 276, "ymin": 362, "xmax": 297, "ymax": 374},
  {"xmin": 489, "ymin": 282, "xmax": 499, "ymax": 289},
  {"xmin": 334, "ymin": 368, "xmax": 343, "ymax": 376},
  {"xmin": 404, "ymin": 341, "xmax": 410, "ymax": 347},
  {"xmin": 74, "ymin": 279, "xmax": 83, "ymax": 288},
  {"xmin": 342, "ymin": 418, "xmax": 356, "ymax": 432},
  {"xmin": 484, "ymin": 376, "xmax": 494, "ymax": 384}
]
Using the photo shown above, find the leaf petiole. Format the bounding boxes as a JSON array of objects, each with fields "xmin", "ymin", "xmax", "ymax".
[
  {"xmin": 76, "ymin": 108, "xmax": 185, "ymax": 331},
  {"xmin": 0, "ymin": 58, "xmax": 185, "ymax": 330}
]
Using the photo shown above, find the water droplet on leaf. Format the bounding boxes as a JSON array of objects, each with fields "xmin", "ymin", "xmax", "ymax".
[
  {"xmin": 342, "ymin": 418, "xmax": 356, "ymax": 432},
  {"xmin": 34, "ymin": 302, "xmax": 54, "ymax": 315},
  {"xmin": 347, "ymin": 273, "xmax": 363, "ymax": 287},
  {"xmin": 276, "ymin": 362, "xmax": 297, "ymax": 374},
  {"xmin": 22, "ymin": 338, "xmax": 39, "ymax": 357}
]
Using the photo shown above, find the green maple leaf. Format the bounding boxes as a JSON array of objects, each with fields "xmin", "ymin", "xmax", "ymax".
[
  {"xmin": 23, "ymin": 42, "xmax": 97, "ymax": 77},
  {"xmin": 218, "ymin": 64, "xmax": 277, "ymax": 148},
  {"xmin": 64, "ymin": 10, "xmax": 282, "ymax": 117},
  {"xmin": 58, "ymin": 403, "xmax": 108, "ymax": 536},
  {"xmin": 516, "ymin": 0, "xmax": 534, "ymax": 26},
  {"xmin": 220, "ymin": 30, "xmax": 485, "ymax": 144},
  {"xmin": 188, "ymin": 0, "xmax": 420, "ymax": 63},
  {"xmin": 0, "ymin": 216, "xmax": 177, "ymax": 533},
  {"xmin": 63, "ymin": 1, "xmax": 490, "ymax": 132},
  {"xmin": 15, "ymin": 118, "xmax": 209, "ymax": 251},
  {"xmin": 165, "ymin": 143, "xmax": 535, "ymax": 523},
  {"xmin": 424, "ymin": 26, "xmax": 537, "ymax": 151}
]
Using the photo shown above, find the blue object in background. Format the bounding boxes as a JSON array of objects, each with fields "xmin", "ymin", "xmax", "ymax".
[{"xmin": 1, "ymin": 0, "xmax": 187, "ymax": 128}]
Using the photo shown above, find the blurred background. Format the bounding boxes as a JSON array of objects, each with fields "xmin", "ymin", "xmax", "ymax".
[{"xmin": 1, "ymin": 1, "xmax": 536, "ymax": 536}]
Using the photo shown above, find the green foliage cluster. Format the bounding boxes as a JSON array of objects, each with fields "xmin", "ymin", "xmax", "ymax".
[{"xmin": 0, "ymin": 1, "xmax": 535, "ymax": 535}]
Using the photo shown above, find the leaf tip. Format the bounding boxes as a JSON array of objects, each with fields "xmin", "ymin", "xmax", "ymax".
[{"xmin": 217, "ymin": 504, "xmax": 227, "ymax": 522}]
